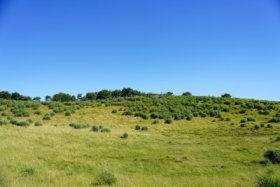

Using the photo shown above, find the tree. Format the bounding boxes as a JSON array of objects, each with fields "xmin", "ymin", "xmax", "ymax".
[
  {"xmin": 11, "ymin": 92, "xmax": 22, "ymax": 100},
  {"xmin": 182, "ymin": 92, "xmax": 192, "ymax": 96},
  {"xmin": 96, "ymin": 90, "xmax": 112, "ymax": 100},
  {"xmin": 85, "ymin": 92, "xmax": 97, "ymax": 100},
  {"xmin": 52, "ymin": 93, "xmax": 75, "ymax": 102},
  {"xmin": 45, "ymin": 95, "xmax": 52, "ymax": 102},
  {"xmin": 221, "ymin": 93, "xmax": 232, "ymax": 98},
  {"xmin": 112, "ymin": 90, "xmax": 121, "ymax": 98},
  {"xmin": 0, "ymin": 91, "xmax": 11, "ymax": 99},
  {"xmin": 33, "ymin": 97, "xmax": 41, "ymax": 101},
  {"xmin": 77, "ymin": 93, "xmax": 82, "ymax": 100},
  {"xmin": 166, "ymin": 92, "xmax": 173, "ymax": 96},
  {"xmin": 121, "ymin": 88, "xmax": 142, "ymax": 97}
]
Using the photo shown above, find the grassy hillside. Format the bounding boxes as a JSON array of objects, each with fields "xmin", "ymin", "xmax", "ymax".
[{"xmin": 0, "ymin": 96, "xmax": 279, "ymax": 187}]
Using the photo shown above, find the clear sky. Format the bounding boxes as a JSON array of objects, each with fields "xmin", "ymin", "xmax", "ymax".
[{"xmin": 0, "ymin": 0, "xmax": 280, "ymax": 100}]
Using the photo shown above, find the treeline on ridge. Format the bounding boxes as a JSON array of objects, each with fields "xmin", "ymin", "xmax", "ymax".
[{"xmin": 0, "ymin": 88, "xmax": 205, "ymax": 102}]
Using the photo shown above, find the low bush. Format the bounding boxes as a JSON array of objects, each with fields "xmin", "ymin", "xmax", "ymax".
[
  {"xmin": 269, "ymin": 117, "xmax": 280, "ymax": 123},
  {"xmin": 264, "ymin": 149, "xmax": 280, "ymax": 164},
  {"xmin": 34, "ymin": 110, "xmax": 42, "ymax": 115},
  {"xmin": 120, "ymin": 132, "xmax": 128, "ymax": 139},
  {"xmin": 17, "ymin": 121, "xmax": 29, "ymax": 127},
  {"xmin": 247, "ymin": 116, "xmax": 256, "ymax": 122},
  {"xmin": 267, "ymin": 124, "xmax": 273, "ymax": 128},
  {"xmin": 35, "ymin": 121, "xmax": 43, "ymax": 126},
  {"xmin": 256, "ymin": 176, "xmax": 280, "ymax": 187},
  {"xmin": 43, "ymin": 114, "xmax": 51, "ymax": 120},
  {"xmin": 112, "ymin": 110, "xmax": 117, "ymax": 114},
  {"xmin": 240, "ymin": 123, "xmax": 247, "ymax": 127},
  {"xmin": 92, "ymin": 125, "xmax": 99, "ymax": 132},
  {"xmin": 69, "ymin": 123, "xmax": 90, "ymax": 129},
  {"xmin": 165, "ymin": 117, "xmax": 172, "ymax": 124},
  {"xmin": 141, "ymin": 126, "xmax": 148, "ymax": 131},
  {"xmin": 254, "ymin": 124, "xmax": 260, "ymax": 130},
  {"xmin": 0, "ymin": 120, "xmax": 8, "ymax": 126},
  {"xmin": 101, "ymin": 128, "xmax": 111, "ymax": 133},
  {"xmin": 26, "ymin": 119, "xmax": 33, "ymax": 124},
  {"xmin": 94, "ymin": 171, "xmax": 117, "ymax": 186},
  {"xmin": 65, "ymin": 111, "xmax": 71, "ymax": 116},
  {"xmin": 135, "ymin": 125, "xmax": 141, "ymax": 130}
]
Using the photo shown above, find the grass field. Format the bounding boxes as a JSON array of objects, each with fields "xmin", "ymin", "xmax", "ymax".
[{"xmin": 0, "ymin": 98, "xmax": 279, "ymax": 187}]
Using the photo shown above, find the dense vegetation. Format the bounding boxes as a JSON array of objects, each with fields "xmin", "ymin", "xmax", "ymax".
[{"xmin": 0, "ymin": 89, "xmax": 279, "ymax": 186}]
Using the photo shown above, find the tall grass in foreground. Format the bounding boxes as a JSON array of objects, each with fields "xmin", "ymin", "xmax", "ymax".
[{"xmin": 256, "ymin": 176, "xmax": 280, "ymax": 187}]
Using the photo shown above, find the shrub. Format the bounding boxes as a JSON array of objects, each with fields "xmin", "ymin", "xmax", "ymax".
[
  {"xmin": 240, "ymin": 119, "xmax": 247, "ymax": 123},
  {"xmin": 34, "ymin": 110, "xmax": 42, "ymax": 115},
  {"xmin": 94, "ymin": 171, "xmax": 117, "ymax": 186},
  {"xmin": 92, "ymin": 125, "xmax": 99, "ymax": 132},
  {"xmin": 10, "ymin": 119, "xmax": 18, "ymax": 125},
  {"xmin": 35, "ymin": 121, "xmax": 43, "ymax": 126},
  {"xmin": 165, "ymin": 117, "xmax": 172, "ymax": 124},
  {"xmin": 264, "ymin": 149, "xmax": 280, "ymax": 164},
  {"xmin": 269, "ymin": 117, "xmax": 280, "ymax": 123},
  {"xmin": 141, "ymin": 126, "xmax": 148, "ymax": 131},
  {"xmin": 101, "ymin": 128, "xmax": 111, "ymax": 133},
  {"xmin": 27, "ymin": 119, "xmax": 33, "ymax": 124},
  {"xmin": 17, "ymin": 121, "xmax": 29, "ymax": 127},
  {"xmin": 240, "ymin": 123, "xmax": 247, "ymax": 128},
  {"xmin": 43, "ymin": 114, "xmax": 51, "ymax": 120},
  {"xmin": 135, "ymin": 125, "xmax": 141, "ymax": 130},
  {"xmin": 254, "ymin": 124, "xmax": 260, "ymax": 130},
  {"xmin": 112, "ymin": 110, "xmax": 117, "ymax": 114},
  {"xmin": 65, "ymin": 111, "xmax": 71, "ymax": 116},
  {"xmin": 267, "ymin": 124, "xmax": 273, "ymax": 128},
  {"xmin": 247, "ymin": 116, "xmax": 256, "ymax": 122},
  {"xmin": 276, "ymin": 136, "xmax": 280, "ymax": 142},
  {"xmin": 69, "ymin": 123, "xmax": 89, "ymax": 129},
  {"xmin": 260, "ymin": 123, "xmax": 265, "ymax": 128},
  {"xmin": 0, "ymin": 120, "xmax": 8, "ymax": 126},
  {"xmin": 256, "ymin": 176, "xmax": 280, "ymax": 187},
  {"xmin": 120, "ymin": 132, "xmax": 128, "ymax": 139},
  {"xmin": 152, "ymin": 120, "xmax": 159, "ymax": 124}
]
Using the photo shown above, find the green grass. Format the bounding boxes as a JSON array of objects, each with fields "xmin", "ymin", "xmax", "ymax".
[{"xmin": 0, "ymin": 97, "xmax": 279, "ymax": 186}]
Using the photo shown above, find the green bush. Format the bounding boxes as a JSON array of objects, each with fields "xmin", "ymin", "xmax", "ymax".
[
  {"xmin": 26, "ymin": 119, "xmax": 33, "ymax": 124},
  {"xmin": 256, "ymin": 176, "xmax": 280, "ymax": 187},
  {"xmin": 92, "ymin": 125, "xmax": 99, "ymax": 132},
  {"xmin": 112, "ymin": 110, "xmax": 117, "ymax": 114},
  {"xmin": 240, "ymin": 123, "xmax": 247, "ymax": 128},
  {"xmin": 69, "ymin": 123, "xmax": 89, "ymax": 129},
  {"xmin": 247, "ymin": 116, "xmax": 256, "ymax": 122},
  {"xmin": 135, "ymin": 125, "xmax": 141, "ymax": 130},
  {"xmin": 94, "ymin": 171, "xmax": 117, "ymax": 185},
  {"xmin": 264, "ymin": 150, "xmax": 280, "ymax": 164},
  {"xmin": 0, "ymin": 120, "xmax": 8, "ymax": 126},
  {"xmin": 43, "ymin": 114, "xmax": 51, "ymax": 120},
  {"xmin": 65, "ymin": 111, "xmax": 71, "ymax": 116},
  {"xmin": 141, "ymin": 126, "xmax": 148, "ymax": 131},
  {"xmin": 101, "ymin": 128, "xmax": 111, "ymax": 133},
  {"xmin": 34, "ymin": 110, "xmax": 42, "ymax": 115},
  {"xmin": 10, "ymin": 119, "xmax": 18, "ymax": 125},
  {"xmin": 254, "ymin": 124, "xmax": 260, "ymax": 130},
  {"xmin": 17, "ymin": 121, "xmax": 29, "ymax": 127},
  {"xmin": 35, "ymin": 121, "xmax": 43, "ymax": 126},
  {"xmin": 165, "ymin": 117, "xmax": 172, "ymax": 124},
  {"xmin": 269, "ymin": 117, "xmax": 280, "ymax": 123},
  {"xmin": 267, "ymin": 124, "xmax": 273, "ymax": 128},
  {"xmin": 120, "ymin": 132, "xmax": 128, "ymax": 139}
]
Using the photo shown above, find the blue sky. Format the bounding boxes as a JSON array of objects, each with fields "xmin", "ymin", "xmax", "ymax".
[{"xmin": 0, "ymin": 0, "xmax": 280, "ymax": 100}]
